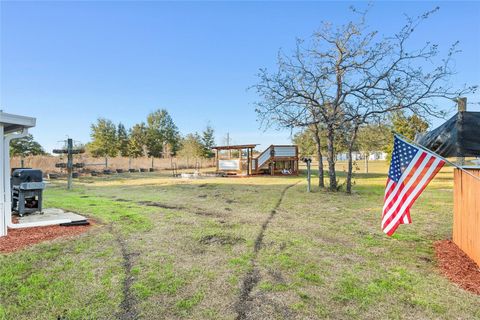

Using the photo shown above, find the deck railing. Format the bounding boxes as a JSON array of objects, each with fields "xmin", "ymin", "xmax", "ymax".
[{"xmin": 256, "ymin": 145, "xmax": 273, "ymax": 168}]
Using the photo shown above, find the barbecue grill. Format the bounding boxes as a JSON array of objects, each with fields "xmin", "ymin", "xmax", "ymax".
[{"xmin": 11, "ymin": 169, "xmax": 45, "ymax": 216}]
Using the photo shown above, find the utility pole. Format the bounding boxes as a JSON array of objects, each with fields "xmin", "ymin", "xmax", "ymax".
[{"xmin": 226, "ymin": 132, "xmax": 231, "ymax": 158}]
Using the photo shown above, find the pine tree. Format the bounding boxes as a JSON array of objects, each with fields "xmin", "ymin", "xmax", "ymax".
[
  {"xmin": 201, "ymin": 125, "xmax": 215, "ymax": 158},
  {"xmin": 117, "ymin": 123, "xmax": 129, "ymax": 157}
]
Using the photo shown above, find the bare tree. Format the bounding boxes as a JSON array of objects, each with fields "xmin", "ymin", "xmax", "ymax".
[
  {"xmin": 253, "ymin": 6, "xmax": 477, "ymax": 192},
  {"xmin": 310, "ymin": 122, "xmax": 325, "ymax": 188}
]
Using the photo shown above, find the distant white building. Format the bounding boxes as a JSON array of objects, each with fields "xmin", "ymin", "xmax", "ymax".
[{"xmin": 335, "ymin": 151, "xmax": 387, "ymax": 161}]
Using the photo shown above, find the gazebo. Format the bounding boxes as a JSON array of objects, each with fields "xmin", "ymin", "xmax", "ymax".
[
  {"xmin": 212, "ymin": 144, "xmax": 258, "ymax": 176},
  {"xmin": 0, "ymin": 111, "xmax": 36, "ymax": 236}
]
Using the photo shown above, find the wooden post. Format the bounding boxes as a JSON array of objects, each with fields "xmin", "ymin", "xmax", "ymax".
[
  {"xmin": 295, "ymin": 145, "xmax": 299, "ymax": 174},
  {"xmin": 457, "ymin": 97, "xmax": 467, "ymax": 166},
  {"xmin": 246, "ymin": 148, "xmax": 250, "ymax": 176},
  {"xmin": 67, "ymin": 138, "xmax": 73, "ymax": 190},
  {"xmin": 457, "ymin": 97, "xmax": 467, "ymax": 112}
]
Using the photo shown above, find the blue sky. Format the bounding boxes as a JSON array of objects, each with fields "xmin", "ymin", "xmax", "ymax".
[{"xmin": 1, "ymin": 1, "xmax": 479, "ymax": 153}]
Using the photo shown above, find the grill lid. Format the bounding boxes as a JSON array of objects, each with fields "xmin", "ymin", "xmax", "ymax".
[{"xmin": 11, "ymin": 169, "xmax": 43, "ymax": 183}]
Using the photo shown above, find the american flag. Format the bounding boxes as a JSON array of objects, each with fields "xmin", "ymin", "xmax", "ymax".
[{"xmin": 382, "ymin": 135, "xmax": 445, "ymax": 236}]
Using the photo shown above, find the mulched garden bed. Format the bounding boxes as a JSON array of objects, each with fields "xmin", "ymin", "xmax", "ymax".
[
  {"xmin": 435, "ymin": 240, "xmax": 480, "ymax": 295},
  {"xmin": 0, "ymin": 221, "xmax": 93, "ymax": 254}
]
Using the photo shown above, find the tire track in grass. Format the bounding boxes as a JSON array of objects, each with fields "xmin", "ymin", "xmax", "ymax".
[
  {"xmin": 234, "ymin": 181, "xmax": 300, "ymax": 320},
  {"xmin": 110, "ymin": 225, "xmax": 140, "ymax": 320}
]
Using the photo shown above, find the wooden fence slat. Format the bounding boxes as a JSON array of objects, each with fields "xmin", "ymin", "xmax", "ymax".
[{"xmin": 453, "ymin": 168, "xmax": 480, "ymax": 266}]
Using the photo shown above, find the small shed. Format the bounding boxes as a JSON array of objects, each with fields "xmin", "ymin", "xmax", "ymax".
[
  {"xmin": 0, "ymin": 111, "xmax": 36, "ymax": 236},
  {"xmin": 417, "ymin": 103, "xmax": 480, "ymax": 266}
]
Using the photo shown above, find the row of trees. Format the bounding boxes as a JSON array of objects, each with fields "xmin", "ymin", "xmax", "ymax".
[
  {"xmin": 88, "ymin": 109, "xmax": 216, "ymax": 163},
  {"xmin": 293, "ymin": 111, "xmax": 429, "ymax": 169},
  {"xmin": 253, "ymin": 6, "xmax": 476, "ymax": 193}
]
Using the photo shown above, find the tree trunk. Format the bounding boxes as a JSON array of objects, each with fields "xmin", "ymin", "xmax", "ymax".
[
  {"xmin": 346, "ymin": 148, "xmax": 354, "ymax": 194},
  {"xmin": 364, "ymin": 152, "xmax": 369, "ymax": 174},
  {"xmin": 326, "ymin": 125, "xmax": 337, "ymax": 191},
  {"xmin": 346, "ymin": 126, "xmax": 359, "ymax": 194},
  {"xmin": 311, "ymin": 124, "xmax": 324, "ymax": 188},
  {"xmin": 317, "ymin": 145, "xmax": 325, "ymax": 188}
]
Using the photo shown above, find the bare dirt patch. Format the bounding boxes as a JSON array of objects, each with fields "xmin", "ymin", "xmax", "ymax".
[
  {"xmin": 0, "ymin": 222, "xmax": 93, "ymax": 253},
  {"xmin": 137, "ymin": 200, "xmax": 184, "ymax": 210},
  {"xmin": 137, "ymin": 199, "xmax": 226, "ymax": 218},
  {"xmin": 199, "ymin": 234, "xmax": 245, "ymax": 245},
  {"xmin": 435, "ymin": 240, "xmax": 480, "ymax": 295}
]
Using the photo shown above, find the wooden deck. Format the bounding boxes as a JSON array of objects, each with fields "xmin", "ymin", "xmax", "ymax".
[{"xmin": 213, "ymin": 144, "xmax": 299, "ymax": 176}]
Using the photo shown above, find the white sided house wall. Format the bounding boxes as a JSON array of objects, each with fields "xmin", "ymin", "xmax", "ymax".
[
  {"xmin": 0, "ymin": 112, "xmax": 68, "ymax": 237},
  {"xmin": 1, "ymin": 112, "xmax": 35, "ymax": 236},
  {"xmin": 336, "ymin": 151, "xmax": 387, "ymax": 161}
]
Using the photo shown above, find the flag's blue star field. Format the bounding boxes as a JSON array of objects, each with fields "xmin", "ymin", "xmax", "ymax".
[{"xmin": 388, "ymin": 136, "xmax": 419, "ymax": 182}]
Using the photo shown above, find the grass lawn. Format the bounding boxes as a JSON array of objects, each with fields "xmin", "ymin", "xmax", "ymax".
[{"xmin": 1, "ymin": 161, "xmax": 479, "ymax": 319}]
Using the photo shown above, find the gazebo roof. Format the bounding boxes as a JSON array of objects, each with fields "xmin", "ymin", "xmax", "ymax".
[
  {"xmin": 211, "ymin": 144, "xmax": 258, "ymax": 150},
  {"xmin": 0, "ymin": 111, "xmax": 36, "ymax": 134}
]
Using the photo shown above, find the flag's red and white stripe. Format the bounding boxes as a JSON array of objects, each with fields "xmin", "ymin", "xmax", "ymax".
[{"xmin": 382, "ymin": 146, "xmax": 445, "ymax": 236}]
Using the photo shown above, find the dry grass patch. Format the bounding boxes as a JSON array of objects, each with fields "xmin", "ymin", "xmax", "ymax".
[{"xmin": 1, "ymin": 161, "xmax": 479, "ymax": 319}]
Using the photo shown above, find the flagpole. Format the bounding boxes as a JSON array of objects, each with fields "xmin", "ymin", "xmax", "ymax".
[{"xmin": 393, "ymin": 132, "xmax": 480, "ymax": 183}]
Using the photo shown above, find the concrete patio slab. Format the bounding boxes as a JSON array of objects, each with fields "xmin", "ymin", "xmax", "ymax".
[{"xmin": 13, "ymin": 208, "xmax": 87, "ymax": 227}]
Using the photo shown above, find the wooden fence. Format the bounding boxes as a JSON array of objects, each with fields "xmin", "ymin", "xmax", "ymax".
[
  {"xmin": 10, "ymin": 155, "xmax": 215, "ymax": 174},
  {"xmin": 453, "ymin": 168, "xmax": 480, "ymax": 266}
]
